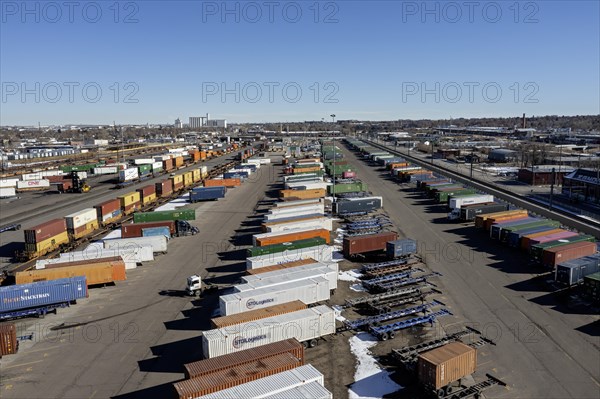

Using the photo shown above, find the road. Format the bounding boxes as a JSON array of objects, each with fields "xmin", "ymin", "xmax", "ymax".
[
  {"xmin": 0, "ymin": 151, "xmax": 244, "ymax": 270},
  {"xmin": 339, "ymin": 143, "xmax": 600, "ymax": 399},
  {"xmin": 0, "ymin": 155, "xmax": 280, "ymax": 399}
]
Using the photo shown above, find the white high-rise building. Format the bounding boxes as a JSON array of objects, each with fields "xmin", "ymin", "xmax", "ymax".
[
  {"xmin": 174, "ymin": 118, "xmax": 183, "ymax": 128},
  {"xmin": 189, "ymin": 117, "xmax": 205, "ymax": 129}
]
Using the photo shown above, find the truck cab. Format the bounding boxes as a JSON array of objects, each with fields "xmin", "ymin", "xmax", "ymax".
[{"xmin": 186, "ymin": 275, "xmax": 202, "ymax": 296}]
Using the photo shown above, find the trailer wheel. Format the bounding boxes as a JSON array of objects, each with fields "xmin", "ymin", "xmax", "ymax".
[
  {"xmin": 388, "ymin": 331, "xmax": 395, "ymax": 339},
  {"xmin": 380, "ymin": 333, "xmax": 388, "ymax": 341},
  {"xmin": 302, "ymin": 341, "xmax": 310, "ymax": 349},
  {"xmin": 309, "ymin": 339, "xmax": 318, "ymax": 348}
]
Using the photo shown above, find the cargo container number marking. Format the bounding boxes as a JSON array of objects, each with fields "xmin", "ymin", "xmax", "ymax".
[
  {"xmin": 3, "ymin": 292, "xmax": 51, "ymax": 304},
  {"xmin": 246, "ymin": 298, "xmax": 275, "ymax": 309},
  {"xmin": 232, "ymin": 334, "xmax": 267, "ymax": 348}
]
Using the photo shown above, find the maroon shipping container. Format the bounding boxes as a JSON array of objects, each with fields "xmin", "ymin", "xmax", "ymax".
[
  {"xmin": 0, "ymin": 323, "xmax": 18, "ymax": 356},
  {"xmin": 163, "ymin": 158, "xmax": 174, "ymax": 171},
  {"xmin": 24, "ymin": 219, "xmax": 67, "ymax": 244},
  {"xmin": 343, "ymin": 231, "xmax": 398, "ymax": 257},
  {"xmin": 137, "ymin": 185, "xmax": 156, "ymax": 197},
  {"xmin": 47, "ymin": 175, "xmax": 65, "ymax": 183},
  {"xmin": 95, "ymin": 198, "xmax": 121, "ymax": 217},
  {"xmin": 57, "ymin": 181, "xmax": 73, "ymax": 191},
  {"xmin": 155, "ymin": 179, "xmax": 173, "ymax": 197},
  {"xmin": 542, "ymin": 241, "xmax": 598, "ymax": 269},
  {"xmin": 122, "ymin": 203, "xmax": 140, "ymax": 215},
  {"xmin": 184, "ymin": 338, "xmax": 304, "ymax": 379},
  {"xmin": 121, "ymin": 221, "xmax": 176, "ymax": 238}
]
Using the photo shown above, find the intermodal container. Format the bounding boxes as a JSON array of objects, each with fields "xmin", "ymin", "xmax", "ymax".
[
  {"xmin": 204, "ymin": 178, "xmax": 241, "ymax": 188},
  {"xmin": 263, "ymin": 216, "xmax": 333, "ymax": 233},
  {"xmin": 474, "ymin": 210, "xmax": 528, "ymax": 229},
  {"xmin": 94, "ymin": 199, "xmax": 122, "ymax": 226},
  {"xmin": 280, "ymin": 188, "xmax": 326, "ymax": 200},
  {"xmin": 118, "ymin": 192, "xmax": 141, "ymax": 215},
  {"xmin": 211, "ymin": 301, "xmax": 308, "ymax": 329},
  {"xmin": 246, "ymin": 245, "xmax": 333, "ymax": 270},
  {"xmin": 192, "ymin": 169, "xmax": 201, "ymax": 182},
  {"xmin": 103, "ymin": 236, "xmax": 168, "ymax": 254},
  {"xmin": 170, "ymin": 175, "xmax": 184, "ymax": 191},
  {"xmin": 24, "ymin": 231, "xmax": 70, "ymax": 257},
  {"xmin": 417, "ymin": 342, "xmax": 476, "ymax": 390},
  {"xmin": 488, "ymin": 217, "xmax": 538, "ymax": 240},
  {"xmin": 541, "ymin": 241, "xmax": 597, "ymax": 269},
  {"xmin": 343, "ymin": 232, "xmax": 398, "ymax": 257},
  {"xmin": 163, "ymin": 158, "xmax": 175, "ymax": 172},
  {"xmin": 155, "ymin": 179, "xmax": 173, "ymax": 197},
  {"xmin": 189, "ymin": 187, "xmax": 226, "ymax": 202},
  {"xmin": 0, "ymin": 323, "xmax": 18, "ymax": 356},
  {"xmin": 386, "ymin": 238, "xmax": 417, "ymax": 258},
  {"xmin": 65, "ymin": 208, "xmax": 99, "ymax": 239},
  {"xmin": 122, "ymin": 221, "xmax": 176, "ymax": 238},
  {"xmin": 342, "ymin": 171, "xmax": 356, "ymax": 179},
  {"xmin": 507, "ymin": 226, "xmax": 562, "ymax": 248},
  {"xmin": 16, "ymin": 179, "xmax": 50, "ymax": 191},
  {"xmin": 137, "ymin": 185, "xmax": 157, "ymax": 205},
  {"xmin": 151, "ymin": 161, "xmax": 163, "ymax": 173},
  {"xmin": 184, "ymin": 338, "xmax": 304, "ymax": 379},
  {"xmin": 24, "ymin": 219, "xmax": 67, "ymax": 244},
  {"xmin": 483, "ymin": 213, "xmax": 530, "ymax": 231},
  {"xmin": 556, "ymin": 254, "xmax": 600, "ymax": 286},
  {"xmin": 0, "ymin": 276, "xmax": 88, "ymax": 314},
  {"xmin": 334, "ymin": 197, "xmax": 383, "ymax": 214},
  {"xmin": 520, "ymin": 228, "xmax": 568, "ymax": 251},
  {"xmin": 583, "ymin": 272, "xmax": 600, "ymax": 303},
  {"xmin": 274, "ymin": 199, "xmax": 322, "ymax": 208},
  {"xmin": 174, "ymin": 156, "xmax": 184, "ymax": 168},
  {"xmin": 526, "ymin": 230, "xmax": 579, "ymax": 251},
  {"xmin": 247, "ymin": 238, "xmax": 326, "ymax": 257},
  {"xmin": 202, "ymin": 306, "xmax": 335, "ymax": 358},
  {"xmin": 245, "ymin": 258, "xmax": 317, "ymax": 275},
  {"xmin": 460, "ymin": 203, "xmax": 509, "ymax": 222},
  {"xmin": 530, "ymin": 235, "xmax": 596, "ymax": 263},
  {"xmin": 137, "ymin": 164, "xmax": 152, "ymax": 176},
  {"xmin": 435, "ymin": 188, "xmax": 477, "ymax": 203},
  {"xmin": 327, "ymin": 182, "xmax": 367, "ymax": 195},
  {"xmin": 239, "ymin": 264, "xmax": 338, "ymax": 291},
  {"xmin": 256, "ymin": 229, "xmax": 330, "ymax": 246},
  {"xmin": 142, "ymin": 226, "xmax": 171, "ymax": 238},
  {"xmin": 267, "ymin": 204, "xmax": 325, "ymax": 217},
  {"xmin": 498, "ymin": 220, "xmax": 561, "ymax": 243},
  {"xmin": 133, "ymin": 209, "xmax": 195, "ymax": 223},
  {"xmin": 183, "ymin": 171, "xmax": 194, "ymax": 187},
  {"xmin": 119, "ymin": 168, "xmax": 138, "ymax": 183},
  {"xmin": 15, "ymin": 257, "xmax": 126, "ymax": 286}
]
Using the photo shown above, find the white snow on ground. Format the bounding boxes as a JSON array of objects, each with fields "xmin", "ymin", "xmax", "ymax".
[
  {"xmin": 348, "ymin": 333, "xmax": 403, "ymax": 399},
  {"xmin": 332, "ymin": 305, "xmax": 346, "ymax": 322},
  {"xmin": 334, "ymin": 238, "xmax": 343, "ymax": 244},
  {"xmin": 336, "ymin": 227, "xmax": 346, "ymax": 233},
  {"xmin": 338, "ymin": 269, "xmax": 363, "ymax": 282},
  {"xmin": 155, "ymin": 193, "xmax": 190, "ymax": 211},
  {"xmin": 102, "ymin": 229, "xmax": 122, "ymax": 240},
  {"xmin": 350, "ymin": 283, "xmax": 368, "ymax": 292}
]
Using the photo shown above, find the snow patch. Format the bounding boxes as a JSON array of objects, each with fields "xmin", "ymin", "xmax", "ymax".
[
  {"xmin": 350, "ymin": 283, "xmax": 368, "ymax": 292},
  {"xmin": 348, "ymin": 333, "xmax": 403, "ymax": 399},
  {"xmin": 334, "ymin": 238, "xmax": 343, "ymax": 244},
  {"xmin": 333, "ymin": 305, "xmax": 346, "ymax": 322},
  {"xmin": 338, "ymin": 269, "xmax": 363, "ymax": 282}
]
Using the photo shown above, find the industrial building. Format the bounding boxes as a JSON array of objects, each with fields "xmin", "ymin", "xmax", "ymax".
[
  {"xmin": 518, "ymin": 166, "xmax": 574, "ymax": 185},
  {"xmin": 562, "ymin": 168, "xmax": 600, "ymax": 204},
  {"xmin": 488, "ymin": 149, "xmax": 518, "ymax": 163}
]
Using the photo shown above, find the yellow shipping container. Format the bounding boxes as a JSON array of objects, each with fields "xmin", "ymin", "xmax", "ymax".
[
  {"xmin": 200, "ymin": 166, "xmax": 208, "ymax": 178},
  {"xmin": 71, "ymin": 220, "xmax": 100, "ymax": 240},
  {"xmin": 174, "ymin": 156, "xmax": 184, "ymax": 167},
  {"xmin": 118, "ymin": 192, "xmax": 141, "ymax": 207},
  {"xmin": 141, "ymin": 193, "xmax": 157, "ymax": 205},
  {"xmin": 183, "ymin": 172, "xmax": 194, "ymax": 187},
  {"xmin": 24, "ymin": 231, "xmax": 70, "ymax": 257},
  {"xmin": 192, "ymin": 169, "xmax": 201, "ymax": 182},
  {"xmin": 171, "ymin": 175, "xmax": 183, "ymax": 184}
]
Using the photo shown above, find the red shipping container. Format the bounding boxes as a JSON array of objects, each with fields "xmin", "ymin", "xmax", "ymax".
[
  {"xmin": 46, "ymin": 175, "xmax": 65, "ymax": 183},
  {"xmin": 155, "ymin": 179, "xmax": 173, "ymax": 197},
  {"xmin": 163, "ymin": 158, "xmax": 174, "ymax": 171},
  {"xmin": 204, "ymin": 178, "xmax": 241, "ymax": 188},
  {"xmin": 137, "ymin": 185, "xmax": 155, "ymax": 197},
  {"xmin": 121, "ymin": 221, "xmax": 176, "ymax": 238},
  {"xmin": 122, "ymin": 203, "xmax": 140, "ymax": 215},
  {"xmin": 95, "ymin": 198, "xmax": 121, "ymax": 217},
  {"xmin": 343, "ymin": 231, "xmax": 398, "ymax": 257},
  {"xmin": 0, "ymin": 323, "xmax": 18, "ymax": 356},
  {"xmin": 57, "ymin": 181, "xmax": 73, "ymax": 191},
  {"xmin": 24, "ymin": 219, "xmax": 67, "ymax": 244},
  {"xmin": 542, "ymin": 241, "xmax": 598, "ymax": 269}
]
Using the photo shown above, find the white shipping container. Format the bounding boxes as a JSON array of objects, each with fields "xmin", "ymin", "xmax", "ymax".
[
  {"xmin": 241, "ymin": 262, "xmax": 338, "ymax": 288},
  {"xmin": 265, "ymin": 218, "xmax": 333, "ymax": 233},
  {"xmin": 285, "ymin": 179, "xmax": 325, "ymax": 189},
  {"xmin": 241, "ymin": 160, "xmax": 261, "ymax": 168},
  {"xmin": 266, "ymin": 205, "xmax": 325, "ymax": 218},
  {"xmin": 262, "ymin": 381, "xmax": 332, "ymax": 399},
  {"xmin": 236, "ymin": 267, "xmax": 337, "ymax": 292},
  {"xmin": 197, "ymin": 365, "xmax": 325, "ymax": 399},
  {"xmin": 246, "ymin": 245, "xmax": 334, "ymax": 270},
  {"xmin": 220, "ymin": 277, "xmax": 330, "ymax": 316},
  {"xmin": 93, "ymin": 166, "xmax": 118, "ymax": 175},
  {"xmin": 263, "ymin": 210, "xmax": 325, "ymax": 222},
  {"xmin": 103, "ymin": 236, "xmax": 168, "ymax": 254},
  {"xmin": 16, "ymin": 179, "xmax": 50, "ymax": 190},
  {"xmin": 36, "ymin": 254, "xmax": 136, "ymax": 270},
  {"xmin": 75, "ymin": 171, "xmax": 88, "ymax": 180},
  {"xmin": 449, "ymin": 194, "xmax": 494, "ymax": 210},
  {"xmin": 274, "ymin": 198, "xmax": 322, "ymax": 207},
  {"xmin": 22, "ymin": 170, "xmax": 63, "ymax": 180},
  {"xmin": 201, "ymin": 306, "xmax": 336, "ymax": 358},
  {"xmin": 258, "ymin": 158, "xmax": 271, "ymax": 164},
  {"xmin": 133, "ymin": 158, "xmax": 155, "ymax": 165},
  {"xmin": 0, "ymin": 187, "xmax": 16, "ymax": 198},
  {"xmin": 151, "ymin": 161, "xmax": 163, "ymax": 170},
  {"xmin": 119, "ymin": 168, "xmax": 139, "ymax": 183},
  {"xmin": 154, "ymin": 155, "xmax": 171, "ymax": 161},
  {"xmin": 252, "ymin": 227, "xmax": 330, "ymax": 246},
  {"xmin": 0, "ymin": 179, "xmax": 19, "ymax": 188},
  {"xmin": 65, "ymin": 208, "xmax": 97, "ymax": 229}
]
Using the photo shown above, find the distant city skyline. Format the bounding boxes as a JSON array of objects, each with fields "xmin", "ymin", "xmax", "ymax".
[{"xmin": 2, "ymin": 1, "xmax": 598, "ymax": 125}]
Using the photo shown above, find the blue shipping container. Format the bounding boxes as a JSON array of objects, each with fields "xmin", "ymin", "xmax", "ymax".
[
  {"xmin": 507, "ymin": 225, "xmax": 559, "ymax": 248},
  {"xmin": 224, "ymin": 172, "xmax": 248, "ymax": 180},
  {"xmin": 489, "ymin": 217, "xmax": 537, "ymax": 240},
  {"xmin": 189, "ymin": 186, "xmax": 227, "ymax": 202},
  {"xmin": 386, "ymin": 238, "xmax": 418, "ymax": 258},
  {"xmin": 0, "ymin": 276, "xmax": 87, "ymax": 313},
  {"xmin": 142, "ymin": 227, "xmax": 171, "ymax": 238}
]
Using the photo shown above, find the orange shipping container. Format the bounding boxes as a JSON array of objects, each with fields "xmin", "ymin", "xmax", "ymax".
[
  {"xmin": 279, "ymin": 188, "xmax": 325, "ymax": 200},
  {"xmin": 484, "ymin": 213, "xmax": 529, "ymax": 231},
  {"xmin": 0, "ymin": 323, "xmax": 18, "ymax": 356},
  {"xmin": 199, "ymin": 151, "xmax": 207, "ymax": 160},
  {"xmin": 15, "ymin": 257, "xmax": 126, "ymax": 286},
  {"xmin": 519, "ymin": 228, "xmax": 565, "ymax": 251},
  {"xmin": 418, "ymin": 342, "xmax": 477, "ymax": 390},
  {"xmin": 211, "ymin": 301, "xmax": 307, "ymax": 329},
  {"xmin": 204, "ymin": 178, "xmax": 241, "ymax": 188},
  {"xmin": 474, "ymin": 209, "xmax": 528, "ymax": 229},
  {"xmin": 174, "ymin": 156, "xmax": 184, "ymax": 168},
  {"xmin": 292, "ymin": 166, "xmax": 321, "ymax": 174},
  {"xmin": 245, "ymin": 258, "xmax": 317, "ymax": 275},
  {"xmin": 387, "ymin": 162, "xmax": 410, "ymax": 170},
  {"xmin": 256, "ymin": 229, "xmax": 331, "ymax": 246}
]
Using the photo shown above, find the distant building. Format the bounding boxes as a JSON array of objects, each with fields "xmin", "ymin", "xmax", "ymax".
[
  {"xmin": 518, "ymin": 166, "xmax": 574, "ymax": 185},
  {"xmin": 189, "ymin": 117, "xmax": 205, "ymax": 129},
  {"xmin": 174, "ymin": 118, "xmax": 183, "ymax": 129},
  {"xmin": 206, "ymin": 119, "xmax": 227, "ymax": 128},
  {"xmin": 488, "ymin": 149, "xmax": 517, "ymax": 163},
  {"xmin": 84, "ymin": 139, "xmax": 109, "ymax": 146},
  {"xmin": 562, "ymin": 168, "xmax": 600, "ymax": 204}
]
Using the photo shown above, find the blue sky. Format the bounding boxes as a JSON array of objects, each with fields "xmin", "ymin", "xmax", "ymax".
[{"xmin": 1, "ymin": 0, "xmax": 599, "ymax": 125}]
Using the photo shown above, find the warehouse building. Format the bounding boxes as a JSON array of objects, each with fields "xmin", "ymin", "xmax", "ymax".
[
  {"xmin": 488, "ymin": 149, "xmax": 518, "ymax": 163},
  {"xmin": 518, "ymin": 166, "xmax": 574, "ymax": 185},
  {"xmin": 562, "ymin": 169, "xmax": 600, "ymax": 204}
]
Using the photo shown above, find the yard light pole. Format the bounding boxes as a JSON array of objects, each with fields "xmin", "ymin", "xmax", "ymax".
[{"xmin": 331, "ymin": 114, "xmax": 336, "ymax": 204}]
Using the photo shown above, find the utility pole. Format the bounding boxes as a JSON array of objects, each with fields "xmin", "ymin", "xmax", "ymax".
[
  {"xmin": 331, "ymin": 114, "xmax": 336, "ymax": 204},
  {"xmin": 470, "ymin": 147, "xmax": 474, "ymax": 179},
  {"xmin": 549, "ymin": 167, "xmax": 556, "ymax": 211}
]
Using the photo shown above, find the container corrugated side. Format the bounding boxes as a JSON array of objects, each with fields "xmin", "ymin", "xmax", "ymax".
[
  {"xmin": 103, "ymin": 236, "xmax": 168, "ymax": 253},
  {"xmin": 245, "ymin": 258, "xmax": 317, "ymax": 275},
  {"xmin": 184, "ymin": 338, "xmax": 304, "ymax": 379},
  {"xmin": 173, "ymin": 352, "xmax": 301, "ymax": 399},
  {"xmin": 264, "ymin": 218, "xmax": 333, "ymax": 233},
  {"xmin": 253, "ymin": 228, "xmax": 329, "ymax": 246},
  {"xmin": 202, "ymin": 306, "xmax": 335, "ymax": 358},
  {"xmin": 194, "ymin": 364, "xmax": 324, "ymax": 399},
  {"xmin": 274, "ymin": 199, "xmax": 322, "ymax": 208},
  {"xmin": 24, "ymin": 219, "xmax": 67, "ymax": 244},
  {"xmin": 65, "ymin": 208, "xmax": 98, "ymax": 230},
  {"xmin": 16, "ymin": 258, "xmax": 126, "ymax": 286},
  {"xmin": 417, "ymin": 342, "xmax": 476, "ymax": 390},
  {"xmin": 0, "ymin": 323, "xmax": 18, "ymax": 355},
  {"xmin": 262, "ymin": 381, "xmax": 332, "ymax": 399},
  {"xmin": 542, "ymin": 241, "xmax": 597, "ymax": 269},
  {"xmin": 118, "ymin": 192, "xmax": 141, "ymax": 207},
  {"xmin": 211, "ymin": 301, "xmax": 307, "ymax": 329},
  {"xmin": 246, "ymin": 245, "xmax": 334, "ymax": 269},
  {"xmin": 0, "ymin": 276, "xmax": 88, "ymax": 313},
  {"xmin": 238, "ymin": 264, "xmax": 338, "ymax": 291}
]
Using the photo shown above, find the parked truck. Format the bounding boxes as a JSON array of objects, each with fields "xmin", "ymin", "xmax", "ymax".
[
  {"xmin": 447, "ymin": 203, "xmax": 509, "ymax": 222},
  {"xmin": 447, "ymin": 194, "xmax": 494, "ymax": 210}
]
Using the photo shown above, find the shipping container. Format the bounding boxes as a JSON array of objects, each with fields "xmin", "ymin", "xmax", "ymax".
[
  {"xmin": 255, "ymin": 229, "xmax": 330, "ymax": 246},
  {"xmin": 520, "ymin": 229, "xmax": 571, "ymax": 251},
  {"xmin": 94, "ymin": 198, "xmax": 122, "ymax": 226},
  {"xmin": 192, "ymin": 168, "xmax": 202, "ymax": 182},
  {"xmin": 474, "ymin": 209, "xmax": 528, "ymax": 229},
  {"xmin": 417, "ymin": 342, "xmax": 477, "ymax": 391},
  {"xmin": 37, "ymin": 247, "xmax": 152, "ymax": 269},
  {"xmin": 279, "ymin": 188, "xmax": 326, "ymax": 200},
  {"xmin": 119, "ymin": 168, "xmax": 139, "ymax": 183},
  {"xmin": 204, "ymin": 178, "xmax": 241, "ymax": 188},
  {"xmin": 435, "ymin": 188, "xmax": 477, "ymax": 203},
  {"xmin": 16, "ymin": 257, "xmax": 126, "ymax": 286},
  {"xmin": 530, "ymin": 235, "xmax": 596, "ymax": 263},
  {"xmin": 241, "ymin": 263, "xmax": 338, "ymax": 289},
  {"xmin": 16, "ymin": 179, "xmax": 50, "ymax": 191},
  {"xmin": 23, "ymin": 231, "xmax": 70, "ymax": 258},
  {"xmin": 0, "ymin": 277, "xmax": 87, "ymax": 316},
  {"xmin": 555, "ymin": 254, "xmax": 600, "ymax": 286},
  {"xmin": 507, "ymin": 225, "xmax": 562, "ymax": 248},
  {"xmin": 489, "ymin": 218, "xmax": 543, "ymax": 240},
  {"xmin": 137, "ymin": 164, "xmax": 152, "ymax": 176},
  {"xmin": 264, "ymin": 208, "xmax": 326, "ymax": 222},
  {"xmin": 333, "ymin": 196, "xmax": 383, "ymax": 214},
  {"xmin": 267, "ymin": 204, "xmax": 325, "ymax": 217},
  {"xmin": 184, "ymin": 338, "xmax": 304, "ymax": 379},
  {"xmin": 483, "ymin": 213, "xmax": 530, "ymax": 231},
  {"xmin": 141, "ymin": 226, "xmax": 171, "ymax": 238},
  {"xmin": 386, "ymin": 238, "xmax": 417, "ymax": 258},
  {"xmin": 183, "ymin": 171, "xmax": 194, "ymax": 187},
  {"xmin": 583, "ymin": 272, "xmax": 600, "ymax": 303},
  {"xmin": 174, "ymin": 156, "xmax": 184, "ymax": 168},
  {"xmin": 189, "ymin": 187, "xmax": 226, "ymax": 202},
  {"xmin": 246, "ymin": 245, "xmax": 334, "ymax": 269},
  {"xmin": 0, "ymin": 323, "xmax": 18, "ymax": 356},
  {"xmin": 151, "ymin": 161, "xmax": 163, "ymax": 173},
  {"xmin": 104, "ymin": 236, "xmax": 168, "ymax": 254},
  {"xmin": 245, "ymin": 258, "xmax": 317, "ymax": 275},
  {"xmin": 24, "ymin": 219, "xmax": 67, "ymax": 244},
  {"xmin": 118, "ymin": 192, "xmax": 141, "ymax": 215},
  {"xmin": 262, "ymin": 381, "xmax": 332, "ymax": 399},
  {"xmin": 137, "ymin": 185, "xmax": 157, "ymax": 205},
  {"xmin": 0, "ymin": 187, "xmax": 16, "ymax": 198},
  {"xmin": 163, "ymin": 158, "xmax": 175, "ymax": 172},
  {"xmin": 220, "ymin": 277, "xmax": 330, "ymax": 316},
  {"xmin": 498, "ymin": 220, "xmax": 562, "ymax": 243},
  {"xmin": 155, "ymin": 179, "xmax": 173, "ymax": 197},
  {"xmin": 202, "ymin": 306, "xmax": 335, "ymax": 358},
  {"xmin": 133, "ymin": 209, "xmax": 195, "ymax": 223},
  {"xmin": 263, "ymin": 217, "xmax": 333, "ymax": 233},
  {"xmin": 133, "ymin": 158, "xmax": 155, "ymax": 165},
  {"xmin": 327, "ymin": 182, "xmax": 367, "ymax": 195},
  {"xmin": 526, "ymin": 231, "xmax": 580, "ymax": 252},
  {"xmin": 192, "ymin": 365, "xmax": 324, "ymax": 399},
  {"xmin": 211, "ymin": 301, "xmax": 308, "ymax": 329},
  {"xmin": 274, "ymin": 199, "xmax": 322, "ymax": 208},
  {"xmin": 247, "ymin": 238, "xmax": 326, "ymax": 257},
  {"xmin": 541, "ymin": 241, "xmax": 597, "ymax": 269},
  {"xmin": 343, "ymin": 232, "xmax": 398, "ymax": 257},
  {"xmin": 122, "ymin": 221, "xmax": 176, "ymax": 238},
  {"xmin": 0, "ymin": 178, "xmax": 19, "ymax": 188},
  {"xmin": 448, "ymin": 194, "xmax": 494, "ymax": 210}
]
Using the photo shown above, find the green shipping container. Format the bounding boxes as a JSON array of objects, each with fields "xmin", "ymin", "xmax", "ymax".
[
  {"xmin": 138, "ymin": 164, "xmax": 152, "ymax": 174},
  {"xmin": 499, "ymin": 220, "xmax": 561, "ymax": 243},
  {"xmin": 246, "ymin": 237, "xmax": 326, "ymax": 257},
  {"xmin": 294, "ymin": 163, "xmax": 321, "ymax": 169},
  {"xmin": 60, "ymin": 163, "xmax": 99, "ymax": 173},
  {"xmin": 293, "ymin": 170, "xmax": 325, "ymax": 176},
  {"xmin": 583, "ymin": 272, "xmax": 600, "ymax": 303},
  {"xmin": 530, "ymin": 235, "xmax": 596, "ymax": 263},
  {"xmin": 328, "ymin": 182, "xmax": 367, "ymax": 195},
  {"xmin": 152, "ymin": 164, "xmax": 163, "ymax": 172},
  {"xmin": 133, "ymin": 209, "xmax": 196, "ymax": 223},
  {"xmin": 435, "ymin": 189, "xmax": 476, "ymax": 203}
]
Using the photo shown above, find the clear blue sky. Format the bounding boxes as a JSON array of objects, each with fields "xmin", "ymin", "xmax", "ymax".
[{"xmin": 1, "ymin": 0, "xmax": 599, "ymax": 125}]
